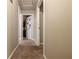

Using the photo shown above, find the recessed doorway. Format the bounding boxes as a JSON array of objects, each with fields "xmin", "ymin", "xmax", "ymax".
[{"xmin": 23, "ymin": 15, "xmax": 33, "ymax": 40}]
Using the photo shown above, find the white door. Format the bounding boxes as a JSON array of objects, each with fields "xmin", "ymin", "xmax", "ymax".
[{"xmin": 26, "ymin": 16, "xmax": 33, "ymax": 40}]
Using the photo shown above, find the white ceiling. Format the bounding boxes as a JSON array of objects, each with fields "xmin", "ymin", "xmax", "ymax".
[{"xmin": 18, "ymin": 0, "xmax": 38, "ymax": 10}]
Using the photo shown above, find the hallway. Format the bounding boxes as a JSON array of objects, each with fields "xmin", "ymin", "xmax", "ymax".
[
  {"xmin": 7, "ymin": 0, "xmax": 72, "ymax": 59},
  {"xmin": 11, "ymin": 40, "xmax": 44, "ymax": 59}
]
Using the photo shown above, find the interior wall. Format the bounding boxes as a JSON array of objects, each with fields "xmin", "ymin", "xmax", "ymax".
[
  {"xmin": 7, "ymin": 0, "xmax": 18, "ymax": 57},
  {"xmin": 44, "ymin": 0, "xmax": 72, "ymax": 59},
  {"xmin": 34, "ymin": 7, "xmax": 40, "ymax": 46}
]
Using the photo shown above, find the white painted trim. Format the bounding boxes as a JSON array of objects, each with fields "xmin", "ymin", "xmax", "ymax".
[
  {"xmin": 43, "ymin": 55, "xmax": 47, "ymax": 59},
  {"xmin": 22, "ymin": 13, "xmax": 34, "ymax": 15},
  {"xmin": 43, "ymin": 0, "xmax": 46, "ymax": 56},
  {"xmin": 42, "ymin": 0, "xmax": 48, "ymax": 59},
  {"xmin": 8, "ymin": 44, "xmax": 19, "ymax": 59},
  {"xmin": 21, "ymin": 13, "xmax": 34, "ymax": 16},
  {"xmin": 18, "ymin": 6, "xmax": 23, "ymax": 43}
]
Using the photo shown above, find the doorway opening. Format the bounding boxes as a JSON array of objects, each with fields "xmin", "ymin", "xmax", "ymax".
[{"xmin": 23, "ymin": 15, "xmax": 33, "ymax": 40}]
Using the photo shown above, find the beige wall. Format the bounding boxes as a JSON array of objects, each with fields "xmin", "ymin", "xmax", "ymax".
[
  {"xmin": 44, "ymin": 0, "xmax": 72, "ymax": 59},
  {"xmin": 7, "ymin": 0, "xmax": 18, "ymax": 57}
]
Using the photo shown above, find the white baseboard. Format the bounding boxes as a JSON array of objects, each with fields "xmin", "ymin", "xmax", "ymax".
[
  {"xmin": 43, "ymin": 55, "xmax": 47, "ymax": 59},
  {"xmin": 8, "ymin": 44, "xmax": 19, "ymax": 59}
]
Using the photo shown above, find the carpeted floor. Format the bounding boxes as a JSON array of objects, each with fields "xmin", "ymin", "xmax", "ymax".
[{"xmin": 11, "ymin": 40, "xmax": 44, "ymax": 59}]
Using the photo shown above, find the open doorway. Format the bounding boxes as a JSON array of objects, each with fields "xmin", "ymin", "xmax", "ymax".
[{"xmin": 23, "ymin": 15, "xmax": 33, "ymax": 40}]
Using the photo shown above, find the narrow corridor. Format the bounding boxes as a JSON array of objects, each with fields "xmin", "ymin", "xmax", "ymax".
[{"xmin": 7, "ymin": 0, "xmax": 72, "ymax": 59}]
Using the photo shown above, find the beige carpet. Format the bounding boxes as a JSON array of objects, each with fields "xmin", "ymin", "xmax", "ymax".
[
  {"xmin": 19, "ymin": 40, "xmax": 36, "ymax": 46},
  {"xmin": 11, "ymin": 40, "xmax": 44, "ymax": 59}
]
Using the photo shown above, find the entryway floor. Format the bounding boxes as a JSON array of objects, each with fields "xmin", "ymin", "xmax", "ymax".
[{"xmin": 11, "ymin": 39, "xmax": 44, "ymax": 59}]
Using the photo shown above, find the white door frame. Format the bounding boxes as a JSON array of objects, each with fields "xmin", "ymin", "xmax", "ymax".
[
  {"xmin": 36, "ymin": 0, "xmax": 43, "ymax": 46},
  {"xmin": 37, "ymin": 0, "xmax": 46, "ymax": 58},
  {"xmin": 21, "ymin": 13, "xmax": 34, "ymax": 40},
  {"xmin": 43, "ymin": 0, "xmax": 46, "ymax": 57}
]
